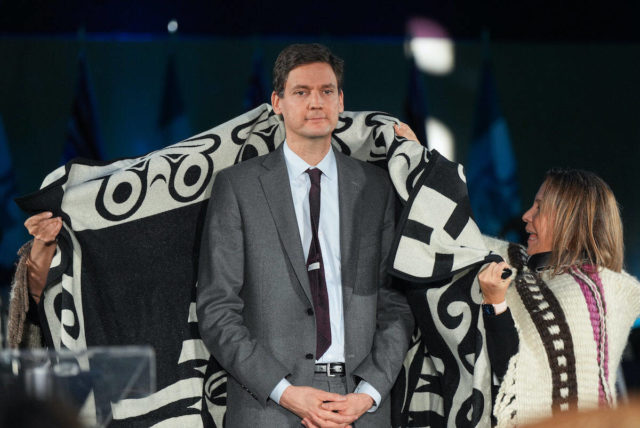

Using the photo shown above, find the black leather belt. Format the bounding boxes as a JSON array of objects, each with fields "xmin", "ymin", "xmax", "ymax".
[{"xmin": 314, "ymin": 362, "xmax": 345, "ymax": 377}]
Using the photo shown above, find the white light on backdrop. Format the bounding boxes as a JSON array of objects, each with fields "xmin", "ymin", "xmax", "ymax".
[
  {"xmin": 409, "ymin": 38, "xmax": 454, "ymax": 75},
  {"xmin": 406, "ymin": 17, "xmax": 454, "ymax": 75},
  {"xmin": 426, "ymin": 118, "xmax": 455, "ymax": 161},
  {"xmin": 167, "ymin": 20, "xmax": 178, "ymax": 34},
  {"xmin": 406, "ymin": 16, "xmax": 456, "ymax": 160}
]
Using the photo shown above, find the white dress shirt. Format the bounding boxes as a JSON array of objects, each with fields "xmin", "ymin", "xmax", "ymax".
[
  {"xmin": 285, "ymin": 141, "xmax": 344, "ymax": 364},
  {"xmin": 269, "ymin": 142, "xmax": 381, "ymax": 411}
]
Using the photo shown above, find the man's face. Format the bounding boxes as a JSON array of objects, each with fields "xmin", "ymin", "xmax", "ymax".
[{"xmin": 271, "ymin": 62, "xmax": 344, "ymax": 145}]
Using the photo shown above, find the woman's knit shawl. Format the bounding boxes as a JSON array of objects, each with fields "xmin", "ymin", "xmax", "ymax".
[{"xmin": 492, "ymin": 240, "xmax": 640, "ymax": 427}]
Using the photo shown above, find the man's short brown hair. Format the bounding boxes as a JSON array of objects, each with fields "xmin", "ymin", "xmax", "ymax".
[{"xmin": 272, "ymin": 43, "xmax": 344, "ymax": 97}]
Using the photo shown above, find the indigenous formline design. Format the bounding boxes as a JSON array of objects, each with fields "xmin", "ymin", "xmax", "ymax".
[{"xmin": 16, "ymin": 104, "xmax": 499, "ymax": 427}]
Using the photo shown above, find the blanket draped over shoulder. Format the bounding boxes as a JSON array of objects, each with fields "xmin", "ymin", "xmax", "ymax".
[{"xmin": 11, "ymin": 104, "xmax": 502, "ymax": 427}]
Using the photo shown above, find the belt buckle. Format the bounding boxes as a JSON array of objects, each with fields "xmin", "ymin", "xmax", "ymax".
[{"xmin": 326, "ymin": 363, "xmax": 336, "ymax": 377}]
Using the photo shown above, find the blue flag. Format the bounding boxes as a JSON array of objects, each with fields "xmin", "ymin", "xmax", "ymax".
[
  {"xmin": 0, "ymin": 115, "xmax": 28, "ymax": 288},
  {"xmin": 466, "ymin": 57, "xmax": 523, "ymax": 243},
  {"xmin": 403, "ymin": 57, "xmax": 429, "ymax": 148},
  {"xmin": 61, "ymin": 53, "xmax": 105, "ymax": 163},
  {"xmin": 157, "ymin": 53, "xmax": 191, "ymax": 148}
]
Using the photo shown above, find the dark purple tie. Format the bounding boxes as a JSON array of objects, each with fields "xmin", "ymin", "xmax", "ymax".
[{"xmin": 306, "ymin": 168, "xmax": 331, "ymax": 359}]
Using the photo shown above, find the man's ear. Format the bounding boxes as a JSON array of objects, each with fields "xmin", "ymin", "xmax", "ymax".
[
  {"xmin": 271, "ymin": 91, "xmax": 282, "ymax": 114},
  {"xmin": 338, "ymin": 89, "xmax": 344, "ymax": 113}
]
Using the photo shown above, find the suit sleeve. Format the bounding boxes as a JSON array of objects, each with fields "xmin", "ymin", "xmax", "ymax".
[
  {"xmin": 196, "ymin": 170, "xmax": 289, "ymax": 406},
  {"xmin": 352, "ymin": 178, "xmax": 415, "ymax": 401}
]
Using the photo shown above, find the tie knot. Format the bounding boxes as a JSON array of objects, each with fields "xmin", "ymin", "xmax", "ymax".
[{"xmin": 306, "ymin": 168, "xmax": 322, "ymax": 185}]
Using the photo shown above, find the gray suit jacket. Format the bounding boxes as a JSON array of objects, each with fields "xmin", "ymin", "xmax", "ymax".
[{"xmin": 197, "ymin": 145, "xmax": 414, "ymax": 427}]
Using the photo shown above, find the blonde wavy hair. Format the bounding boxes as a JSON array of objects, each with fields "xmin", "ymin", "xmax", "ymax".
[{"xmin": 539, "ymin": 169, "xmax": 624, "ymax": 274}]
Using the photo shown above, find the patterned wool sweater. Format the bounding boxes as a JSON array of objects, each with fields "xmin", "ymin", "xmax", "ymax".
[{"xmin": 485, "ymin": 237, "xmax": 640, "ymax": 427}]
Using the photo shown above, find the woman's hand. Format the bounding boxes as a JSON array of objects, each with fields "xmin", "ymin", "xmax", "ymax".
[
  {"xmin": 24, "ymin": 212, "xmax": 62, "ymax": 302},
  {"xmin": 478, "ymin": 261, "xmax": 513, "ymax": 304},
  {"xmin": 394, "ymin": 122, "xmax": 419, "ymax": 143},
  {"xmin": 24, "ymin": 211, "xmax": 62, "ymax": 244}
]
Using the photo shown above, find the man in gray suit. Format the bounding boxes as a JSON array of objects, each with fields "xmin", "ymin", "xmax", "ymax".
[{"xmin": 197, "ymin": 43, "xmax": 413, "ymax": 427}]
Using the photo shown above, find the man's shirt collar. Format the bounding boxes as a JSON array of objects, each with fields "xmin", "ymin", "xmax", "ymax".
[{"xmin": 283, "ymin": 141, "xmax": 337, "ymax": 182}]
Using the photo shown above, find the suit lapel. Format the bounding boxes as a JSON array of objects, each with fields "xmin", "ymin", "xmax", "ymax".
[
  {"xmin": 259, "ymin": 146, "xmax": 313, "ymax": 303},
  {"xmin": 336, "ymin": 151, "xmax": 363, "ymax": 310}
]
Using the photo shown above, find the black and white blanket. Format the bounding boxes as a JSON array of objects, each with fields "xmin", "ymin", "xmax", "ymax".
[
  {"xmin": 388, "ymin": 149, "xmax": 504, "ymax": 427},
  {"xmin": 16, "ymin": 104, "xmax": 501, "ymax": 427}
]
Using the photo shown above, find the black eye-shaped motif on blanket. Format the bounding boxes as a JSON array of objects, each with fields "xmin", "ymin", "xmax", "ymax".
[
  {"xmin": 364, "ymin": 111, "xmax": 395, "ymax": 128},
  {"xmin": 203, "ymin": 361, "xmax": 227, "ymax": 408},
  {"xmin": 368, "ymin": 112, "xmax": 399, "ymax": 161},
  {"xmin": 166, "ymin": 152, "xmax": 214, "ymax": 203},
  {"xmin": 405, "ymin": 153, "xmax": 429, "ymax": 196},
  {"xmin": 332, "ymin": 116, "xmax": 353, "ymax": 155},
  {"xmin": 45, "ymin": 231, "xmax": 72, "ymax": 286},
  {"xmin": 437, "ymin": 268, "xmax": 480, "ymax": 374},
  {"xmin": 234, "ymin": 123, "xmax": 280, "ymax": 164},
  {"xmin": 230, "ymin": 109, "xmax": 276, "ymax": 146},
  {"xmin": 94, "ymin": 137, "xmax": 220, "ymax": 220},
  {"xmin": 53, "ymin": 287, "xmax": 81, "ymax": 341},
  {"xmin": 202, "ymin": 358, "xmax": 227, "ymax": 427},
  {"xmin": 95, "ymin": 165, "xmax": 148, "ymax": 222},
  {"xmin": 456, "ymin": 388, "xmax": 484, "ymax": 427}
]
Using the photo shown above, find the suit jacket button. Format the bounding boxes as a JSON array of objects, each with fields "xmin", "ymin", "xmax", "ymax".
[
  {"xmin": 306, "ymin": 308, "xmax": 314, "ymax": 316},
  {"xmin": 305, "ymin": 353, "xmax": 314, "ymax": 360}
]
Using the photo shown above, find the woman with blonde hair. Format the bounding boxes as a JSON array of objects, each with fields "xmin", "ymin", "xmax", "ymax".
[{"xmin": 479, "ymin": 168, "xmax": 640, "ymax": 427}]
